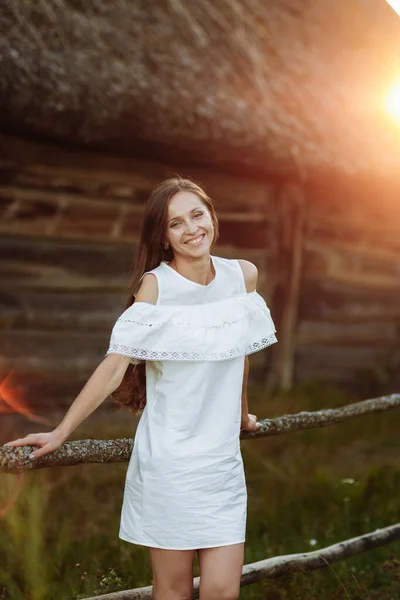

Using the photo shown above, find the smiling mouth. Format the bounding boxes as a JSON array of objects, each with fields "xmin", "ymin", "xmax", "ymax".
[{"xmin": 185, "ymin": 234, "xmax": 205, "ymax": 246}]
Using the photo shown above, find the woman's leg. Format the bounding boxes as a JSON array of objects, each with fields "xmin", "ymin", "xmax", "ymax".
[
  {"xmin": 198, "ymin": 542, "xmax": 244, "ymax": 600},
  {"xmin": 149, "ymin": 547, "xmax": 196, "ymax": 600}
]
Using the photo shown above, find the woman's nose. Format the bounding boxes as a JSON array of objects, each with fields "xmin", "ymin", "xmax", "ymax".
[{"xmin": 185, "ymin": 220, "xmax": 197, "ymax": 234}]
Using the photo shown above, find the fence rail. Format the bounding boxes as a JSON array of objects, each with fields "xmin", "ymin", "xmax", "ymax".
[
  {"xmin": 1, "ymin": 393, "xmax": 399, "ymax": 474},
  {"xmin": 83, "ymin": 523, "xmax": 400, "ymax": 600}
]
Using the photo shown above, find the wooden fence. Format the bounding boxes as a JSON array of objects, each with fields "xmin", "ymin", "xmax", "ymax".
[{"xmin": 1, "ymin": 393, "xmax": 400, "ymax": 599}]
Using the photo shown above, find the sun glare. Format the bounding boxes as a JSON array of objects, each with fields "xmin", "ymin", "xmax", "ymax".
[
  {"xmin": 386, "ymin": 81, "xmax": 400, "ymax": 121},
  {"xmin": 386, "ymin": 1, "xmax": 400, "ymax": 17}
]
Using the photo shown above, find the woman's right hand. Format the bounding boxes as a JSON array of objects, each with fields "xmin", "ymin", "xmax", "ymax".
[{"xmin": 3, "ymin": 430, "xmax": 66, "ymax": 461}]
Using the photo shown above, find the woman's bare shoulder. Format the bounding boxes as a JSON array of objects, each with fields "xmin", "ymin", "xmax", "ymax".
[
  {"xmin": 237, "ymin": 259, "xmax": 258, "ymax": 292},
  {"xmin": 135, "ymin": 273, "xmax": 159, "ymax": 305}
]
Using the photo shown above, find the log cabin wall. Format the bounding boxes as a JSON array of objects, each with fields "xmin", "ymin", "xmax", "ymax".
[
  {"xmin": 0, "ymin": 136, "xmax": 277, "ymax": 411},
  {"xmin": 1, "ymin": 135, "xmax": 399, "ymax": 412},
  {"xmin": 297, "ymin": 180, "xmax": 400, "ymax": 393}
]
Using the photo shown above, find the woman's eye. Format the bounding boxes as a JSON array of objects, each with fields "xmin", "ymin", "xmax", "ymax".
[
  {"xmin": 194, "ymin": 212, "xmax": 203, "ymax": 218},
  {"xmin": 170, "ymin": 222, "xmax": 180, "ymax": 228}
]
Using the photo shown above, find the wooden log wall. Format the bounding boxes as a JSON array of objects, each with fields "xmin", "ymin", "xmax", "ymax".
[
  {"xmin": 0, "ymin": 135, "xmax": 276, "ymax": 411},
  {"xmin": 297, "ymin": 179, "xmax": 400, "ymax": 392},
  {"xmin": 0, "ymin": 134, "xmax": 399, "ymax": 412}
]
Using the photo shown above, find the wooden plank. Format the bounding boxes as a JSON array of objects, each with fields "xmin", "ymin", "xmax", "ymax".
[
  {"xmin": 304, "ymin": 240, "xmax": 400, "ymax": 279},
  {"xmin": 0, "ymin": 235, "xmax": 133, "ymax": 288},
  {"xmin": 298, "ymin": 309, "xmax": 400, "ymax": 324},
  {"xmin": 309, "ymin": 266, "xmax": 400, "ymax": 292},
  {"xmin": 0, "ymin": 330, "xmax": 108, "ymax": 369},
  {"xmin": 274, "ymin": 185, "xmax": 305, "ymax": 390},
  {"xmin": 0, "ymin": 288, "xmax": 124, "ymax": 312},
  {"xmin": 296, "ymin": 345, "xmax": 381, "ymax": 368},
  {"xmin": 298, "ymin": 280, "xmax": 400, "ymax": 321},
  {"xmin": 0, "ymin": 186, "xmax": 146, "ymax": 211},
  {"xmin": 307, "ymin": 230, "xmax": 400, "ymax": 261},
  {"xmin": 297, "ymin": 320, "xmax": 396, "ymax": 346},
  {"xmin": 0, "ymin": 190, "xmax": 143, "ymax": 242},
  {"xmin": 307, "ymin": 179, "xmax": 400, "ymax": 238},
  {"xmin": 0, "ymin": 305, "xmax": 120, "ymax": 331}
]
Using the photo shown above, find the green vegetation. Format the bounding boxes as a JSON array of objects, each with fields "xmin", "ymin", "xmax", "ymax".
[{"xmin": 1, "ymin": 379, "xmax": 400, "ymax": 599}]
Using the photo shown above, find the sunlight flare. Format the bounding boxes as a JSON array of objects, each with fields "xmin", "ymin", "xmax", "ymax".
[
  {"xmin": 0, "ymin": 370, "xmax": 53, "ymax": 425},
  {"xmin": 386, "ymin": 1, "xmax": 400, "ymax": 16},
  {"xmin": 386, "ymin": 80, "xmax": 400, "ymax": 121}
]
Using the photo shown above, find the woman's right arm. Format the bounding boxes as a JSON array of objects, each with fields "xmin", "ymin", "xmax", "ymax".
[
  {"xmin": 3, "ymin": 353, "xmax": 132, "ymax": 460},
  {"xmin": 56, "ymin": 353, "xmax": 132, "ymax": 441},
  {"xmin": 3, "ymin": 273, "xmax": 158, "ymax": 460}
]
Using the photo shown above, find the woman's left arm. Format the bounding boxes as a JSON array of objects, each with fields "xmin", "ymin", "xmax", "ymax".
[{"xmin": 238, "ymin": 260, "xmax": 261, "ymax": 433}]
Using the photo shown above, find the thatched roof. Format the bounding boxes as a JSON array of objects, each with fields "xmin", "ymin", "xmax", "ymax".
[{"xmin": 1, "ymin": 0, "xmax": 400, "ymax": 181}]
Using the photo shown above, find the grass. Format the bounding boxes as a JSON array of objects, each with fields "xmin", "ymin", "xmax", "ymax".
[{"xmin": 0, "ymin": 378, "xmax": 400, "ymax": 599}]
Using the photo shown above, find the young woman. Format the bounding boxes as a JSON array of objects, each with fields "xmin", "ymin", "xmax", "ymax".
[{"xmin": 4, "ymin": 177, "xmax": 277, "ymax": 600}]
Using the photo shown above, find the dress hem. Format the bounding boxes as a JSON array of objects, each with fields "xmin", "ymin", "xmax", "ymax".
[{"xmin": 119, "ymin": 532, "xmax": 246, "ymax": 550}]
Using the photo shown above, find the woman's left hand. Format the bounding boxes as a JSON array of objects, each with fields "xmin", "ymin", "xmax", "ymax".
[{"xmin": 240, "ymin": 413, "xmax": 261, "ymax": 432}]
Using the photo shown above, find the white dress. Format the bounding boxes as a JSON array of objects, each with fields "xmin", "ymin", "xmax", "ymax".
[{"xmin": 106, "ymin": 255, "xmax": 277, "ymax": 550}]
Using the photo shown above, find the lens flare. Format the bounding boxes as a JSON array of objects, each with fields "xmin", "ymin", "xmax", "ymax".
[
  {"xmin": 386, "ymin": 1, "xmax": 400, "ymax": 17},
  {"xmin": 0, "ymin": 369, "xmax": 53, "ymax": 425},
  {"xmin": 386, "ymin": 81, "xmax": 400, "ymax": 122}
]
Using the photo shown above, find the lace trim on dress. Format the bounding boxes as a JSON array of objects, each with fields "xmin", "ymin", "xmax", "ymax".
[{"xmin": 107, "ymin": 333, "xmax": 277, "ymax": 363}]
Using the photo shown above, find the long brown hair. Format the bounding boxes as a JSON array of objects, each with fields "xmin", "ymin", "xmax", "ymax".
[{"xmin": 110, "ymin": 176, "xmax": 219, "ymax": 414}]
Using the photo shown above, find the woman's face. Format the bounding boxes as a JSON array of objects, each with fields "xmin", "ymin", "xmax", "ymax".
[{"xmin": 164, "ymin": 191, "xmax": 214, "ymax": 259}]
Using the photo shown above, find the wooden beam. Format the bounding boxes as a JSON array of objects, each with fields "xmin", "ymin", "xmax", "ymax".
[
  {"xmin": 2, "ymin": 393, "xmax": 399, "ymax": 473},
  {"xmin": 81, "ymin": 523, "xmax": 400, "ymax": 599},
  {"xmin": 274, "ymin": 184, "xmax": 305, "ymax": 390}
]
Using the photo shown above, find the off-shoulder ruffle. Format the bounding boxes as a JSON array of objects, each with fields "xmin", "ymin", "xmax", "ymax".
[{"xmin": 105, "ymin": 291, "xmax": 277, "ymax": 363}]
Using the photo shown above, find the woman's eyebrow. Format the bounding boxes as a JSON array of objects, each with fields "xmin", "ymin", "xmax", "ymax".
[{"xmin": 167, "ymin": 207, "xmax": 203, "ymax": 223}]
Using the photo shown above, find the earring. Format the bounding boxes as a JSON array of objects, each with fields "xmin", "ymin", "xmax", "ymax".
[{"xmin": 164, "ymin": 244, "xmax": 169, "ymax": 250}]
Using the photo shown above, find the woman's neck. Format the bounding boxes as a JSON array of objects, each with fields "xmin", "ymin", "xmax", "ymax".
[{"xmin": 168, "ymin": 254, "xmax": 215, "ymax": 286}]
